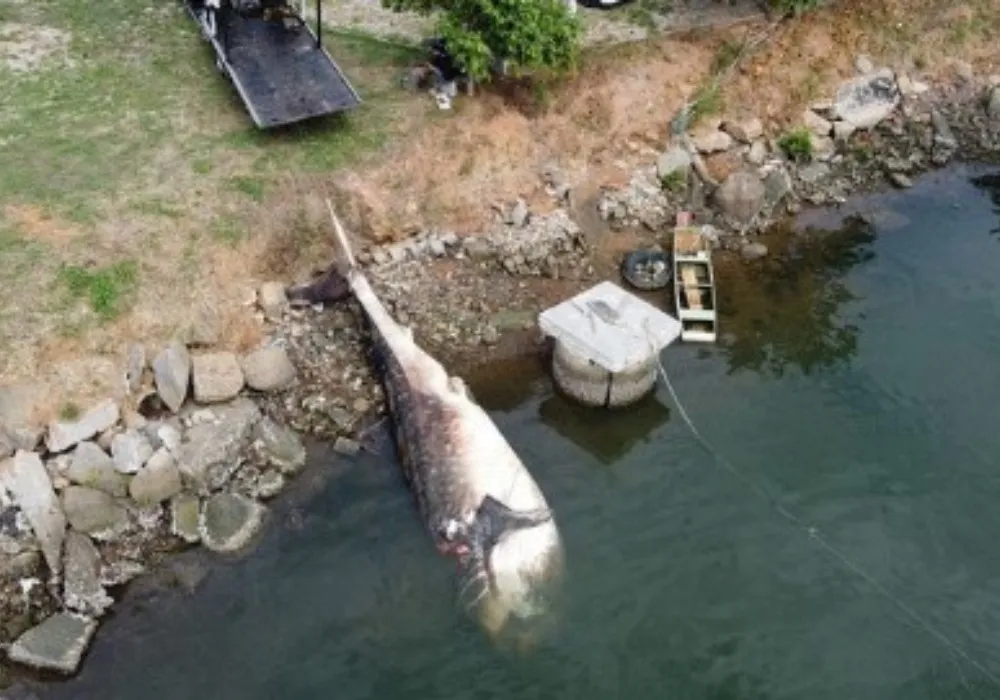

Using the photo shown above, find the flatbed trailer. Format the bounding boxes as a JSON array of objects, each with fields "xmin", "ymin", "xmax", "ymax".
[{"xmin": 185, "ymin": 0, "xmax": 362, "ymax": 129}]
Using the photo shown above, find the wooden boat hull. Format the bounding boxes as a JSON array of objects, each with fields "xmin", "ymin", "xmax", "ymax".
[{"xmin": 672, "ymin": 218, "xmax": 718, "ymax": 343}]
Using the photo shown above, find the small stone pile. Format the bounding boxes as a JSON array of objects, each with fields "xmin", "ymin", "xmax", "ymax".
[
  {"xmin": 354, "ymin": 204, "xmax": 591, "ymax": 281},
  {"xmin": 0, "ymin": 286, "xmax": 307, "ymax": 678},
  {"xmin": 598, "ymin": 57, "xmax": 1000, "ymax": 254}
]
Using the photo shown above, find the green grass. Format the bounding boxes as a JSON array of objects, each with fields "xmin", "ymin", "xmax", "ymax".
[
  {"xmin": 56, "ymin": 260, "xmax": 139, "ymax": 320},
  {"xmin": 778, "ymin": 128, "xmax": 814, "ymax": 163}
]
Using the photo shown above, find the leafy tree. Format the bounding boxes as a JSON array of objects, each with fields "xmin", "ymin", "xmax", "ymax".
[{"xmin": 383, "ymin": 0, "xmax": 583, "ymax": 83}]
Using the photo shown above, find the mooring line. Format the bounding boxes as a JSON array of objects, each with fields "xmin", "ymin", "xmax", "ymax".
[{"xmin": 652, "ymin": 350, "xmax": 1000, "ymax": 693}]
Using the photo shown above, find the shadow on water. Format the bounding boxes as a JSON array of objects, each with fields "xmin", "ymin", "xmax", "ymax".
[
  {"xmin": 715, "ymin": 213, "xmax": 877, "ymax": 379},
  {"xmin": 970, "ymin": 171, "xmax": 1000, "ymax": 239}
]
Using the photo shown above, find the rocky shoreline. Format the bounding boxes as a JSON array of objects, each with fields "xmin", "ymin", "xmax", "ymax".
[{"xmin": 3, "ymin": 58, "xmax": 1000, "ymax": 687}]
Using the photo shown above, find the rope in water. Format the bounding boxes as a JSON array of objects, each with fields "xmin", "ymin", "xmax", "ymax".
[{"xmin": 652, "ymin": 349, "xmax": 1000, "ymax": 693}]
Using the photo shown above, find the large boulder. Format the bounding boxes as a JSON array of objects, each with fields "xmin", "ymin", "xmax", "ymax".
[
  {"xmin": 66, "ymin": 441, "xmax": 129, "ymax": 497},
  {"xmin": 175, "ymin": 398, "xmax": 261, "ymax": 492},
  {"xmin": 241, "ymin": 347, "xmax": 296, "ymax": 392},
  {"xmin": 152, "ymin": 340, "xmax": 192, "ymax": 413},
  {"xmin": 61, "ymin": 486, "xmax": 129, "ymax": 540},
  {"xmin": 832, "ymin": 68, "xmax": 900, "ymax": 130},
  {"xmin": 129, "ymin": 447, "xmax": 182, "ymax": 505},
  {"xmin": 191, "ymin": 352, "xmax": 245, "ymax": 404},
  {"xmin": 713, "ymin": 171, "xmax": 767, "ymax": 224}
]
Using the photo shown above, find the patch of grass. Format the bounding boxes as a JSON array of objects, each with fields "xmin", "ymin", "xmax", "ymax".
[
  {"xmin": 778, "ymin": 128, "xmax": 813, "ymax": 163},
  {"xmin": 211, "ymin": 214, "xmax": 249, "ymax": 246},
  {"xmin": 58, "ymin": 402, "xmax": 82, "ymax": 421},
  {"xmin": 659, "ymin": 170, "xmax": 687, "ymax": 192},
  {"xmin": 131, "ymin": 197, "xmax": 183, "ymax": 219},
  {"xmin": 689, "ymin": 83, "xmax": 723, "ymax": 125},
  {"xmin": 229, "ymin": 175, "xmax": 266, "ymax": 202},
  {"xmin": 710, "ymin": 40, "xmax": 742, "ymax": 75},
  {"xmin": 57, "ymin": 260, "xmax": 139, "ymax": 320}
]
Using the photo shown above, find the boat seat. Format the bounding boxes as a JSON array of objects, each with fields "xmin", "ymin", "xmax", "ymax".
[{"xmin": 680, "ymin": 266, "xmax": 704, "ymax": 310}]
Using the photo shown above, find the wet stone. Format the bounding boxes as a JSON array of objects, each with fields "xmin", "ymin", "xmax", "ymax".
[
  {"xmin": 9, "ymin": 612, "xmax": 98, "ymax": 675},
  {"xmin": 200, "ymin": 493, "xmax": 266, "ymax": 553},
  {"xmin": 252, "ymin": 417, "xmax": 306, "ymax": 475},
  {"xmin": 170, "ymin": 493, "xmax": 201, "ymax": 544}
]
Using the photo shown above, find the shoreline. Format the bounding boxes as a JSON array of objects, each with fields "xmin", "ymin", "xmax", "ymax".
[{"xmin": 3, "ymin": 49, "xmax": 1000, "ymax": 690}]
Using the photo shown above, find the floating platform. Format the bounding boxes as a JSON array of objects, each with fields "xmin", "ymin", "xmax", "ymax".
[
  {"xmin": 538, "ymin": 281, "xmax": 682, "ymax": 408},
  {"xmin": 673, "ymin": 213, "xmax": 718, "ymax": 343}
]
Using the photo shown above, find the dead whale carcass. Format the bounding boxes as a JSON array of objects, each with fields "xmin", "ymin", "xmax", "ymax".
[{"xmin": 291, "ymin": 202, "xmax": 565, "ymax": 643}]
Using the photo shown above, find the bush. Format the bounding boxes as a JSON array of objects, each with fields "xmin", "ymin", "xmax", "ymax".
[
  {"xmin": 778, "ymin": 128, "xmax": 814, "ymax": 162},
  {"xmin": 382, "ymin": 0, "xmax": 583, "ymax": 83}
]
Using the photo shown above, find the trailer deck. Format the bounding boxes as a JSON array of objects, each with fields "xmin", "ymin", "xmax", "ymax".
[{"xmin": 187, "ymin": 1, "xmax": 362, "ymax": 129}]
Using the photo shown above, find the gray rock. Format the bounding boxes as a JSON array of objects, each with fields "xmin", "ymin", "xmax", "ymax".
[
  {"xmin": 803, "ymin": 109, "xmax": 832, "ymax": 137},
  {"xmin": 746, "ymin": 140, "xmax": 768, "ymax": 165},
  {"xmin": 241, "ymin": 346, "xmax": 296, "ymax": 392},
  {"xmin": 987, "ymin": 86, "xmax": 1000, "ymax": 122},
  {"xmin": 192, "ymin": 353, "xmax": 245, "ymax": 404},
  {"xmin": 463, "ymin": 238, "xmax": 494, "ymax": 260},
  {"xmin": 155, "ymin": 422, "xmax": 183, "ymax": 454},
  {"xmin": 832, "ymin": 120, "xmax": 856, "ymax": 143},
  {"xmin": 62, "ymin": 531, "xmax": 112, "ymax": 617},
  {"xmin": 66, "ymin": 441, "xmax": 129, "ymax": 497},
  {"xmin": 253, "ymin": 470, "xmax": 285, "ymax": 500},
  {"xmin": 110, "ymin": 429, "xmax": 153, "ymax": 475},
  {"xmin": 0, "ymin": 451, "xmax": 66, "ymax": 575},
  {"xmin": 100, "ymin": 558, "xmax": 146, "ymax": 588},
  {"xmin": 889, "ymin": 172, "xmax": 913, "ymax": 189},
  {"xmin": 691, "ymin": 129, "xmax": 732, "ymax": 154},
  {"xmin": 763, "ymin": 165, "xmax": 794, "ymax": 208},
  {"xmin": 507, "ymin": 199, "xmax": 529, "ymax": 227},
  {"xmin": 656, "ymin": 146, "xmax": 691, "ymax": 180},
  {"xmin": 854, "ymin": 53, "xmax": 874, "ymax": 75},
  {"xmin": 812, "ymin": 135, "xmax": 836, "ymax": 161},
  {"xmin": 153, "ymin": 340, "xmax": 192, "ymax": 413},
  {"xmin": 253, "ymin": 417, "xmax": 306, "ymax": 475},
  {"xmin": 200, "ymin": 493, "xmax": 266, "ymax": 553},
  {"xmin": 722, "ymin": 117, "xmax": 763, "ymax": 144},
  {"xmin": 170, "ymin": 493, "xmax": 201, "ymax": 543},
  {"xmin": 125, "ymin": 343, "xmax": 146, "ymax": 395},
  {"xmin": 257, "ymin": 282, "xmax": 287, "ymax": 322},
  {"xmin": 798, "ymin": 162, "xmax": 831, "ymax": 184},
  {"xmin": 741, "ymin": 242, "xmax": 768, "ymax": 260},
  {"xmin": 334, "ymin": 436, "xmax": 361, "ymax": 456},
  {"xmin": 46, "ymin": 400, "xmax": 120, "ymax": 454},
  {"xmin": 8, "ymin": 612, "xmax": 98, "ymax": 675},
  {"xmin": 129, "ymin": 448, "xmax": 182, "ymax": 505},
  {"xmin": 61, "ymin": 486, "xmax": 128, "ymax": 540},
  {"xmin": 713, "ymin": 171, "xmax": 767, "ymax": 224},
  {"xmin": 175, "ymin": 398, "xmax": 261, "ymax": 492},
  {"xmin": 832, "ymin": 68, "xmax": 900, "ymax": 129},
  {"xmin": 930, "ymin": 109, "xmax": 958, "ymax": 165}
]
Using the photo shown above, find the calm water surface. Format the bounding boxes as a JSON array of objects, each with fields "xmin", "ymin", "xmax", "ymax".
[{"xmin": 35, "ymin": 164, "xmax": 1000, "ymax": 699}]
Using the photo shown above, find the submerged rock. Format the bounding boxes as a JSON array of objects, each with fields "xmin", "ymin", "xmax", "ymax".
[
  {"xmin": 8, "ymin": 612, "xmax": 98, "ymax": 675},
  {"xmin": 200, "ymin": 493, "xmax": 266, "ymax": 553},
  {"xmin": 252, "ymin": 417, "xmax": 306, "ymax": 475},
  {"xmin": 0, "ymin": 451, "xmax": 66, "ymax": 575},
  {"xmin": 45, "ymin": 400, "xmax": 119, "ymax": 454},
  {"xmin": 62, "ymin": 531, "xmax": 113, "ymax": 618}
]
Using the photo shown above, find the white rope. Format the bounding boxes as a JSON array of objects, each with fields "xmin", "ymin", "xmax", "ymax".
[{"xmin": 651, "ymin": 342, "xmax": 1000, "ymax": 693}]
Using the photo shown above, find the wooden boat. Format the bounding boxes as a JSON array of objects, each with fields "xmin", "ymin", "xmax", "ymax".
[{"xmin": 672, "ymin": 212, "xmax": 717, "ymax": 343}]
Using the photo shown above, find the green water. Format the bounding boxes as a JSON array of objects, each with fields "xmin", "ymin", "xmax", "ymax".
[{"xmin": 32, "ymin": 164, "xmax": 1000, "ymax": 699}]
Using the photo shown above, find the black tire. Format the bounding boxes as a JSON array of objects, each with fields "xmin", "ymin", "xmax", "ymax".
[{"xmin": 621, "ymin": 249, "xmax": 672, "ymax": 291}]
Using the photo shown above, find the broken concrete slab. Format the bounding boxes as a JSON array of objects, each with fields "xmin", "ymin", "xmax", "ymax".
[
  {"xmin": 8, "ymin": 612, "xmax": 98, "ymax": 675},
  {"xmin": 0, "ymin": 451, "xmax": 66, "ymax": 575},
  {"xmin": 62, "ymin": 531, "xmax": 113, "ymax": 617}
]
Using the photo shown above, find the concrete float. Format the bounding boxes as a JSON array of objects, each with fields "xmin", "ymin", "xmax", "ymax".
[{"xmin": 538, "ymin": 281, "xmax": 682, "ymax": 408}]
